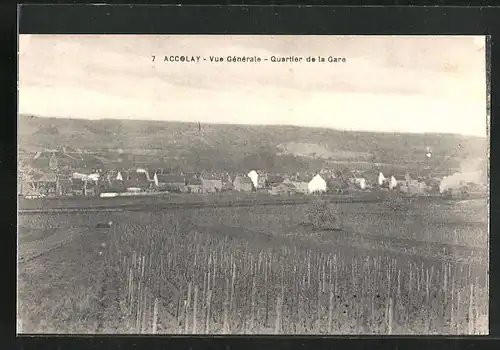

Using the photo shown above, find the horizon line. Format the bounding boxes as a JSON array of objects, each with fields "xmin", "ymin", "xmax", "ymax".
[{"xmin": 19, "ymin": 113, "xmax": 489, "ymax": 139}]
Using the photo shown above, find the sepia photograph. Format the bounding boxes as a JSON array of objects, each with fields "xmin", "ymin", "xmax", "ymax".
[{"xmin": 17, "ymin": 34, "xmax": 489, "ymax": 335}]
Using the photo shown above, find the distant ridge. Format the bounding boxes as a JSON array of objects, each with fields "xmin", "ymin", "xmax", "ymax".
[
  {"xmin": 18, "ymin": 114, "xmax": 488, "ymax": 174},
  {"xmin": 19, "ymin": 114, "xmax": 488, "ymax": 139}
]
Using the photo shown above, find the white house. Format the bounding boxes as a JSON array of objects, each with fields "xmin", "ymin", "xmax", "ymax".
[
  {"xmin": 378, "ymin": 172, "xmax": 386, "ymax": 186},
  {"xmin": 389, "ymin": 176, "xmax": 398, "ymax": 190},
  {"xmin": 248, "ymin": 170, "xmax": 259, "ymax": 189},
  {"xmin": 355, "ymin": 177, "xmax": 367, "ymax": 190},
  {"xmin": 308, "ymin": 174, "xmax": 327, "ymax": 193},
  {"xmin": 391, "ymin": 175, "xmax": 407, "ymax": 191}
]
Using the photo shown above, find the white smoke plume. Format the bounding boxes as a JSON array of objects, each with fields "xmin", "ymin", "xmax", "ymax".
[{"xmin": 439, "ymin": 158, "xmax": 487, "ymax": 193}]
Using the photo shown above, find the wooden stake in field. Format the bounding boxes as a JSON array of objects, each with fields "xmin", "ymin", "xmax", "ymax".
[
  {"xmin": 468, "ymin": 283, "xmax": 474, "ymax": 334},
  {"xmin": 229, "ymin": 261, "xmax": 236, "ymax": 315},
  {"xmin": 420, "ymin": 262, "xmax": 424, "ymax": 292},
  {"xmin": 135, "ymin": 281, "xmax": 142, "ymax": 333},
  {"xmin": 193, "ymin": 285, "xmax": 198, "ymax": 334},
  {"xmin": 128, "ymin": 268, "xmax": 134, "ymax": 310},
  {"xmin": 258, "ymin": 250, "xmax": 263, "ymax": 272},
  {"xmin": 456, "ymin": 289, "xmax": 461, "ymax": 334},
  {"xmin": 328, "ymin": 281, "xmax": 334, "ymax": 333},
  {"xmin": 316, "ymin": 270, "xmax": 322, "ymax": 333},
  {"xmin": 274, "ymin": 295, "xmax": 282, "ymax": 334},
  {"xmin": 202, "ymin": 270, "xmax": 207, "ymax": 315},
  {"xmin": 387, "ymin": 267, "xmax": 392, "ymax": 298},
  {"xmin": 328, "ymin": 254, "xmax": 333, "ymax": 287},
  {"xmin": 223, "ymin": 277, "xmax": 230, "ymax": 334},
  {"xmin": 397, "ymin": 268, "xmax": 401, "ymax": 301},
  {"xmin": 176, "ymin": 284, "xmax": 183, "ymax": 327},
  {"xmin": 307, "ymin": 255, "xmax": 311, "ymax": 288},
  {"xmin": 264, "ymin": 259, "xmax": 269, "ymax": 327},
  {"xmin": 408, "ymin": 262, "xmax": 413, "ymax": 290},
  {"xmin": 205, "ymin": 289, "xmax": 212, "ymax": 334},
  {"xmin": 322, "ymin": 260, "xmax": 326, "ymax": 293},
  {"xmin": 122, "ymin": 255, "xmax": 127, "ymax": 276},
  {"xmin": 212, "ymin": 253, "xmax": 217, "ymax": 290},
  {"xmin": 370, "ymin": 295, "xmax": 376, "ymax": 334},
  {"xmin": 443, "ymin": 263, "xmax": 448, "ymax": 305},
  {"xmin": 149, "ymin": 250, "xmax": 153, "ymax": 272},
  {"xmin": 142, "ymin": 287, "xmax": 148, "ymax": 333},
  {"xmin": 352, "ymin": 257, "xmax": 356, "ymax": 291},
  {"xmin": 140, "ymin": 255, "xmax": 144, "ymax": 279},
  {"xmin": 450, "ymin": 275, "xmax": 455, "ymax": 333},
  {"xmin": 185, "ymin": 282, "xmax": 192, "ymax": 334},
  {"xmin": 250, "ymin": 267, "xmax": 257, "ymax": 333},
  {"xmin": 425, "ymin": 268, "xmax": 430, "ymax": 303},
  {"xmin": 152, "ymin": 297, "xmax": 159, "ymax": 334},
  {"xmin": 194, "ymin": 248, "xmax": 198, "ymax": 269},
  {"xmin": 297, "ymin": 283, "xmax": 303, "ymax": 334},
  {"xmin": 387, "ymin": 297, "xmax": 393, "ymax": 335}
]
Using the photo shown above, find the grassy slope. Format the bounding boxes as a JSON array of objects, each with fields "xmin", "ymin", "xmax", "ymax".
[{"xmin": 17, "ymin": 217, "xmax": 130, "ymax": 334}]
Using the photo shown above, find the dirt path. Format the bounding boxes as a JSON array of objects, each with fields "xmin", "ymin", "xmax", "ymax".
[{"xmin": 18, "ymin": 227, "xmax": 88, "ymax": 264}]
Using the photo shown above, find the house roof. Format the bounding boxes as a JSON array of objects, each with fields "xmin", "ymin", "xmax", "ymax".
[
  {"xmin": 267, "ymin": 175, "xmax": 284, "ymax": 184},
  {"xmin": 201, "ymin": 175, "xmax": 221, "ymax": 181},
  {"xmin": 277, "ymin": 182, "xmax": 296, "ymax": 190},
  {"xmin": 182, "ymin": 172, "xmax": 200, "ymax": 178},
  {"xmin": 234, "ymin": 176, "xmax": 253, "ymax": 184},
  {"xmin": 37, "ymin": 173, "xmax": 57, "ymax": 183},
  {"xmin": 156, "ymin": 174, "xmax": 186, "ymax": 184},
  {"xmin": 58, "ymin": 178, "xmax": 72, "ymax": 186},
  {"xmin": 221, "ymin": 174, "xmax": 233, "ymax": 182},
  {"xmin": 424, "ymin": 178, "xmax": 439, "ymax": 186},
  {"xmin": 326, "ymin": 178, "xmax": 343, "ymax": 187},
  {"xmin": 295, "ymin": 173, "xmax": 311, "ymax": 182},
  {"xmin": 202, "ymin": 178, "xmax": 222, "ymax": 184},
  {"xmin": 187, "ymin": 178, "xmax": 202, "ymax": 186}
]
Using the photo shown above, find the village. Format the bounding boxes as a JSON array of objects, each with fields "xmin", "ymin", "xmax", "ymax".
[{"xmin": 17, "ymin": 148, "xmax": 483, "ymax": 200}]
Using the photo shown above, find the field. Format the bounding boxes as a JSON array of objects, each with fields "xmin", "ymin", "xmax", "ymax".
[
  {"xmin": 18, "ymin": 190, "xmax": 404, "ymax": 212},
  {"xmin": 17, "ymin": 198, "xmax": 488, "ymax": 334}
]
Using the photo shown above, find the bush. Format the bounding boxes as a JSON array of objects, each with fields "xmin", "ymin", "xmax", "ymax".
[
  {"xmin": 383, "ymin": 192, "xmax": 408, "ymax": 212},
  {"xmin": 303, "ymin": 199, "xmax": 343, "ymax": 231}
]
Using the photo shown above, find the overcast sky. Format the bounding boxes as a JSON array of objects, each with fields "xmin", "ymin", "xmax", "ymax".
[{"xmin": 18, "ymin": 35, "xmax": 488, "ymax": 137}]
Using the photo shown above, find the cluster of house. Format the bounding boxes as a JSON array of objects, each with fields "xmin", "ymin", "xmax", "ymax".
[{"xmin": 18, "ymin": 161, "xmax": 442, "ymax": 199}]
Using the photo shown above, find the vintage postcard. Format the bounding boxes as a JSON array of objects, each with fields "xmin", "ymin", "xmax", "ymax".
[{"xmin": 17, "ymin": 35, "xmax": 489, "ymax": 335}]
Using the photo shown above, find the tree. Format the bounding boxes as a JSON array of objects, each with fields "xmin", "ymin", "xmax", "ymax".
[
  {"xmin": 383, "ymin": 191, "xmax": 408, "ymax": 214},
  {"xmin": 303, "ymin": 199, "xmax": 343, "ymax": 231},
  {"xmin": 334, "ymin": 166, "xmax": 353, "ymax": 187}
]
